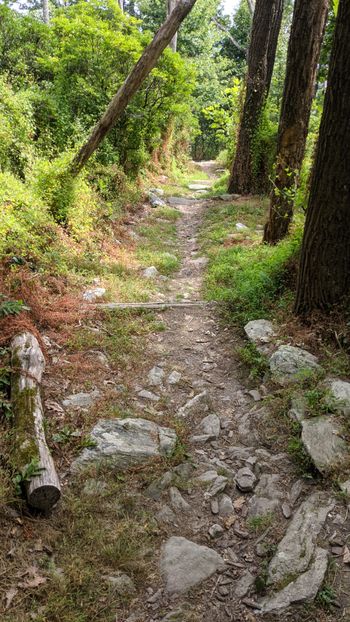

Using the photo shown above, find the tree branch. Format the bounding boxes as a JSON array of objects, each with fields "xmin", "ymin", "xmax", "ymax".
[
  {"xmin": 212, "ymin": 17, "xmax": 247, "ymax": 54},
  {"xmin": 246, "ymin": 0, "xmax": 255, "ymax": 16}
]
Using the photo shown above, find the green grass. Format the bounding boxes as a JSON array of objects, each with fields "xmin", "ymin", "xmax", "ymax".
[
  {"xmin": 237, "ymin": 342, "xmax": 269, "ymax": 380},
  {"xmin": 136, "ymin": 215, "xmax": 180, "ymax": 275}
]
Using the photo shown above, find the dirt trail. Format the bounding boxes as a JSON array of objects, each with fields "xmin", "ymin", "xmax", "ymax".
[{"xmin": 111, "ymin": 162, "xmax": 349, "ymax": 622}]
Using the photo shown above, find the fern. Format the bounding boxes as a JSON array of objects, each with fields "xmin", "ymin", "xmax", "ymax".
[{"xmin": 0, "ymin": 295, "xmax": 29, "ymax": 318}]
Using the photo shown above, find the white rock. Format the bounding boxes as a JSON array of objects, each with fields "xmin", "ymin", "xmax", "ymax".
[
  {"xmin": 235, "ymin": 222, "xmax": 249, "ymax": 231},
  {"xmin": 73, "ymin": 418, "xmax": 177, "ymax": 469},
  {"xmin": 244, "ymin": 319, "xmax": 276, "ymax": 344},
  {"xmin": 177, "ymin": 391, "xmax": 208, "ymax": 417},
  {"xmin": 148, "ymin": 366, "xmax": 165, "ymax": 386},
  {"xmin": 269, "ymin": 345, "xmax": 320, "ymax": 385},
  {"xmin": 301, "ymin": 416, "xmax": 348, "ymax": 473},
  {"xmin": 160, "ymin": 537, "xmax": 225, "ymax": 593},
  {"xmin": 143, "ymin": 266, "xmax": 159, "ymax": 279},
  {"xmin": 138, "ymin": 389, "xmax": 160, "ymax": 402},
  {"xmin": 63, "ymin": 390, "xmax": 100, "ymax": 409},
  {"xmin": 83, "ymin": 287, "xmax": 106, "ymax": 302},
  {"xmin": 168, "ymin": 370, "xmax": 182, "ymax": 385}
]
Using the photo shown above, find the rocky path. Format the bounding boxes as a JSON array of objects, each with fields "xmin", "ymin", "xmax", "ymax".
[{"xmin": 75, "ymin": 163, "xmax": 350, "ymax": 622}]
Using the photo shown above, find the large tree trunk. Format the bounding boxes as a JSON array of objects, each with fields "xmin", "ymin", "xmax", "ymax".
[
  {"xmin": 70, "ymin": 0, "xmax": 197, "ymax": 176},
  {"xmin": 228, "ymin": 0, "xmax": 283, "ymax": 195},
  {"xmin": 294, "ymin": 0, "xmax": 350, "ymax": 315},
  {"xmin": 264, "ymin": 0, "xmax": 328, "ymax": 245},
  {"xmin": 168, "ymin": 0, "xmax": 178, "ymax": 52},
  {"xmin": 11, "ymin": 333, "xmax": 61, "ymax": 511}
]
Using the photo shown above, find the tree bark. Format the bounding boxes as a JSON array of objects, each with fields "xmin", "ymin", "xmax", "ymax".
[
  {"xmin": 168, "ymin": 0, "xmax": 178, "ymax": 52},
  {"xmin": 42, "ymin": 0, "xmax": 50, "ymax": 24},
  {"xmin": 294, "ymin": 0, "xmax": 350, "ymax": 314},
  {"xmin": 118, "ymin": 0, "xmax": 124, "ymax": 12},
  {"xmin": 264, "ymin": 0, "xmax": 328, "ymax": 245},
  {"xmin": 228, "ymin": 0, "xmax": 283, "ymax": 195},
  {"xmin": 11, "ymin": 333, "xmax": 61, "ymax": 511},
  {"xmin": 70, "ymin": 0, "xmax": 197, "ymax": 176},
  {"xmin": 266, "ymin": 0, "xmax": 283, "ymax": 93}
]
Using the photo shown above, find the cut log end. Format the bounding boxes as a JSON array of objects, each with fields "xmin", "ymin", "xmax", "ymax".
[{"xmin": 28, "ymin": 485, "xmax": 61, "ymax": 512}]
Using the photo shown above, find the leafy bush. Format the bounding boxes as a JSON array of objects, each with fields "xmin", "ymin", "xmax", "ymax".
[
  {"xmin": 205, "ymin": 228, "xmax": 302, "ymax": 323},
  {"xmin": 0, "ymin": 77, "xmax": 34, "ymax": 178}
]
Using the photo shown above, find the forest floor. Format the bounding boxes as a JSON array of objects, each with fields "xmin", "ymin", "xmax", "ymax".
[{"xmin": 1, "ymin": 162, "xmax": 350, "ymax": 622}]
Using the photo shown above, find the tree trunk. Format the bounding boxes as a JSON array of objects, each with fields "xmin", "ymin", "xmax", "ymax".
[
  {"xmin": 168, "ymin": 0, "xmax": 178, "ymax": 52},
  {"xmin": 228, "ymin": 0, "xmax": 283, "ymax": 195},
  {"xmin": 264, "ymin": 0, "xmax": 328, "ymax": 245},
  {"xmin": 266, "ymin": 0, "xmax": 283, "ymax": 93},
  {"xmin": 118, "ymin": 0, "xmax": 124, "ymax": 12},
  {"xmin": 70, "ymin": 0, "xmax": 197, "ymax": 176},
  {"xmin": 11, "ymin": 333, "xmax": 61, "ymax": 511},
  {"xmin": 42, "ymin": 0, "xmax": 50, "ymax": 24},
  {"xmin": 294, "ymin": 0, "xmax": 350, "ymax": 314}
]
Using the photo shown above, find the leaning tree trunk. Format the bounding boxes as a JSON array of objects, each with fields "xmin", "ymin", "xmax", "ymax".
[
  {"xmin": 228, "ymin": 0, "xmax": 282, "ymax": 195},
  {"xmin": 168, "ymin": 0, "xmax": 178, "ymax": 52},
  {"xmin": 264, "ymin": 0, "xmax": 328, "ymax": 245},
  {"xmin": 294, "ymin": 0, "xmax": 350, "ymax": 314},
  {"xmin": 11, "ymin": 333, "xmax": 61, "ymax": 511},
  {"xmin": 266, "ymin": 0, "xmax": 283, "ymax": 93},
  {"xmin": 70, "ymin": 0, "xmax": 197, "ymax": 176}
]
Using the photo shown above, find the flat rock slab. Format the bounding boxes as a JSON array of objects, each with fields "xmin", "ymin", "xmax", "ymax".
[
  {"xmin": 267, "ymin": 492, "xmax": 334, "ymax": 586},
  {"xmin": 73, "ymin": 418, "xmax": 177, "ymax": 470},
  {"xmin": 63, "ymin": 390, "xmax": 100, "ymax": 410},
  {"xmin": 261, "ymin": 547, "xmax": 328, "ymax": 613},
  {"xmin": 161, "ymin": 536, "xmax": 225, "ymax": 593},
  {"xmin": 177, "ymin": 391, "xmax": 208, "ymax": 417},
  {"xmin": 301, "ymin": 416, "xmax": 348, "ymax": 473},
  {"xmin": 248, "ymin": 474, "xmax": 284, "ymax": 518},
  {"xmin": 269, "ymin": 345, "xmax": 320, "ymax": 385},
  {"xmin": 244, "ymin": 319, "xmax": 276, "ymax": 345},
  {"xmin": 196, "ymin": 413, "xmax": 221, "ymax": 439}
]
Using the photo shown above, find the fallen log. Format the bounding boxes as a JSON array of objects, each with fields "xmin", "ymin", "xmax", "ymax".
[
  {"xmin": 11, "ymin": 332, "xmax": 61, "ymax": 511},
  {"xmin": 98, "ymin": 300, "xmax": 215, "ymax": 311}
]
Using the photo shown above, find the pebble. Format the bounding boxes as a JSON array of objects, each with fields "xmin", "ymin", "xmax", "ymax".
[
  {"xmin": 209, "ymin": 524, "xmax": 224, "ymax": 539},
  {"xmin": 211, "ymin": 499, "xmax": 219, "ymax": 514},
  {"xmin": 235, "ymin": 467, "xmax": 257, "ymax": 492},
  {"xmin": 282, "ymin": 503, "xmax": 292, "ymax": 519}
]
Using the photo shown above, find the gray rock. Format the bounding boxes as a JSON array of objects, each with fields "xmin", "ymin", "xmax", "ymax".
[
  {"xmin": 143, "ymin": 266, "xmax": 159, "ymax": 279},
  {"xmin": 328, "ymin": 379, "xmax": 350, "ymax": 415},
  {"xmin": 234, "ymin": 571, "xmax": 255, "ymax": 598},
  {"xmin": 288, "ymin": 395, "xmax": 307, "ymax": 422},
  {"xmin": 169, "ymin": 487, "xmax": 191, "ymax": 513},
  {"xmin": 105, "ymin": 572, "xmax": 135, "ymax": 596},
  {"xmin": 261, "ymin": 548, "xmax": 328, "ymax": 613},
  {"xmin": 244, "ymin": 320, "xmax": 276, "ymax": 345},
  {"xmin": 178, "ymin": 391, "xmax": 208, "ymax": 417},
  {"xmin": 167, "ymin": 197, "xmax": 193, "ymax": 207},
  {"xmin": 208, "ymin": 475, "xmax": 229, "ymax": 497},
  {"xmin": 248, "ymin": 390, "xmax": 261, "ymax": 402},
  {"xmin": 173, "ymin": 462, "xmax": 194, "ymax": 480},
  {"xmin": 211, "ymin": 499, "xmax": 219, "ymax": 514},
  {"xmin": 149, "ymin": 187, "xmax": 164, "ymax": 197},
  {"xmin": 188, "ymin": 183, "xmax": 210, "ymax": 191},
  {"xmin": 267, "ymin": 492, "xmax": 335, "ymax": 586},
  {"xmin": 63, "ymin": 390, "xmax": 100, "ymax": 410},
  {"xmin": 89, "ymin": 350, "xmax": 109, "ymax": 367},
  {"xmin": 235, "ymin": 467, "xmax": 257, "ymax": 492},
  {"xmin": 83, "ymin": 287, "xmax": 106, "ymax": 302},
  {"xmin": 218, "ymin": 193, "xmax": 240, "ymax": 201},
  {"xmin": 148, "ymin": 366, "xmax": 165, "ymax": 386},
  {"xmin": 155, "ymin": 504, "xmax": 176, "ymax": 525},
  {"xmin": 190, "ymin": 434, "xmax": 213, "ymax": 444},
  {"xmin": 145, "ymin": 471, "xmax": 173, "ymax": 500},
  {"xmin": 73, "ymin": 418, "xmax": 177, "ymax": 469},
  {"xmin": 340, "ymin": 480, "xmax": 350, "ymax": 495},
  {"xmin": 161, "ymin": 536, "xmax": 225, "ymax": 593},
  {"xmin": 219, "ymin": 494, "xmax": 234, "ymax": 517},
  {"xmin": 248, "ymin": 474, "xmax": 284, "ymax": 518},
  {"xmin": 149, "ymin": 192, "xmax": 166, "ymax": 208},
  {"xmin": 168, "ymin": 370, "xmax": 182, "ymax": 385},
  {"xmin": 138, "ymin": 389, "xmax": 160, "ymax": 402},
  {"xmin": 289, "ymin": 479, "xmax": 304, "ymax": 506},
  {"xmin": 282, "ymin": 503, "xmax": 292, "ymax": 519},
  {"xmin": 270, "ymin": 345, "xmax": 320, "ymax": 385},
  {"xmin": 208, "ymin": 523, "xmax": 224, "ymax": 539},
  {"xmin": 196, "ymin": 413, "xmax": 221, "ymax": 440},
  {"xmin": 301, "ymin": 416, "xmax": 348, "ymax": 472}
]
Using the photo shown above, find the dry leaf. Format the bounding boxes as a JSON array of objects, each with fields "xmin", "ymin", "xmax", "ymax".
[
  {"xmin": 343, "ymin": 546, "xmax": 350, "ymax": 564},
  {"xmin": 233, "ymin": 496, "xmax": 246, "ymax": 510},
  {"xmin": 17, "ymin": 566, "xmax": 47, "ymax": 589},
  {"xmin": 5, "ymin": 587, "xmax": 18, "ymax": 610},
  {"xmin": 224, "ymin": 514, "xmax": 236, "ymax": 529}
]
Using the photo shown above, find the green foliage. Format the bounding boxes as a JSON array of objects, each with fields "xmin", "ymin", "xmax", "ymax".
[
  {"xmin": 13, "ymin": 458, "xmax": 44, "ymax": 496},
  {"xmin": 205, "ymin": 227, "xmax": 302, "ymax": 323},
  {"xmin": 0, "ymin": 77, "xmax": 34, "ymax": 177},
  {"xmin": 0, "ymin": 295, "xmax": 29, "ymax": 318},
  {"xmin": 317, "ymin": 584, "xmax": 337, "ymax": 610},
  {"xmin": 238, "ymin": 342, "xmax": 269, "ymax": 380},
  {"xmin": 0, "ymin": 364, "xmax": 12, "ymax": 421}
]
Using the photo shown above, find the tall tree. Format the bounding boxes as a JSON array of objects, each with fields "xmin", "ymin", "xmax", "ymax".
[
  {"xmin": 70, "ymin": 0, "xmax": 198, "ymax": 176},
  {"xmin": 42, "ymin": 0, "xmax": 49, "ymax": 24},
  {"xmin": 294, "ymin": 0, "xmax": 350, "ymax": 314},
  {"xmin": 266, "ymin": 0, "xmax": 283, "ymax": 92},
  {"xmin": 228, "ymin": 0, "xmax": 283, "ymax": 195},
  {"xmin": 264, "ymin": 0, "xmax": 328, "ymax": 245},
  {"xmin": 118, "ymin": 0, "xmax": 124, "ymax": 12}
]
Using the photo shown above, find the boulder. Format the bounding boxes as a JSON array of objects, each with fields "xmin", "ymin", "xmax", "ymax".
[
  {"xmin": 73, "ymin": 418, "xmax": 177, "ymax": 470},
  {"xmin": 160, "ymin": 536, "xmax": 225, "ymax": 593},
  {"xmin": 267, "ymin": 492, "xmax": 334, "ymax": 586},
  {"xmin": 261, "ymin": 548, "xmax": 328, "ymax": 613},
  {"xmin": 269, "ymin": 345, "xmax": 320, "ymax": 385},
  {"xmin": 301, "ymin": 416, "xmax": 348, "ymax": 473},
  {"xmin": 63, "ymin": 390, "xmax": 100, "ymax": 410},
  {"xmin": 244, "ymin": 320, "xmax": 276, "ymax": 345}
]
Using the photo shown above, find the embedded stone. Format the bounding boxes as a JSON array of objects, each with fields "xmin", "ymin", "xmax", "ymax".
[
  {"xmin": 301, "ymin": 416, "xmax": 348, "ymax": 473},
  {"xmin": 270, "ymin": 345, "xmax": 320, "ymax": 385}
]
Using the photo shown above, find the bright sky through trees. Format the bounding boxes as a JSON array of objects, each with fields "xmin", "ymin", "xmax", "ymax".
[{"xmin": 222, "ymin": 0, "xmax": 241, "ymax": 15}]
